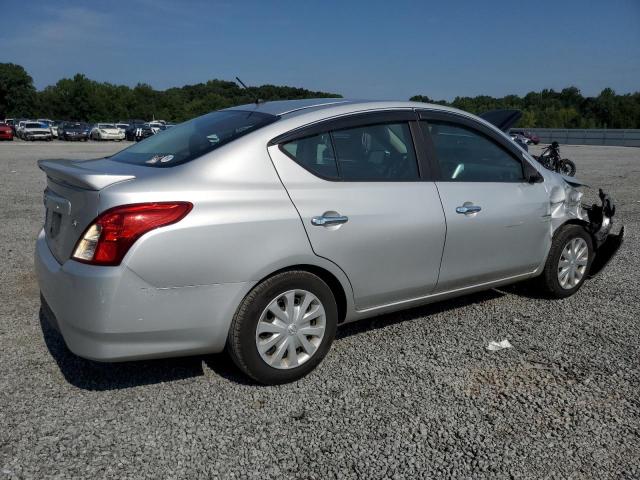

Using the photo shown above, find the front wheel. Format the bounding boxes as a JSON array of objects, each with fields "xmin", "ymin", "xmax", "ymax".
[
  {"xmin": 227, "ymin": 271, "xmax": 338, "ymax": 384},
  {"xmin": 558, "ymin": 159, "xmax": 576, "ymax": 176},
  {"xmin": 536, "ymin": 225, "xmax": 593, "ymax": 298}
]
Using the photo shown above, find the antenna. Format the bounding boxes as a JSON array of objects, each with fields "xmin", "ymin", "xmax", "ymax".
[
  {"xmin": 235, "ymin": 77, "xmax": 263, "ymax": 104},
  {"xmin": 235, "ymin": 77, "xmax": 249, "ymax": 89}
]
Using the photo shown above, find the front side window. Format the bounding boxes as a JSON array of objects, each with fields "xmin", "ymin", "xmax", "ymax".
[
  {"xmin": 111, "ymin": 110, "xmax": 277, "ymax": 167},
  {"xmin": 423, "ymin": 120, "xmax": 523, "ymax": 182}
]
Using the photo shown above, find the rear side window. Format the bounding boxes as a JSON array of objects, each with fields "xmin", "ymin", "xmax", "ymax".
[
  {"xmin": 332, "ymin": 123, "xmax": 418, "ymax": 180},
  {"xmin": 110, "ymin": 110, "xmax": 277, "ymax": 167},
  {"xmin": 281, "ymin": 133, "xmax": 339, "ymax": 179},
  {"xmin": 423, "ymin": 120, "xmax": 523, "ymax": 182},
  {"xmin": 281, "ymin": 122, "xmax": 419, "ymax": 181}
]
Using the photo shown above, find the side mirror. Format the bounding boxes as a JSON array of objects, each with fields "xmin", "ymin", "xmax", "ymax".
[
  {"xmin": 528, "ymin": 171, "xmax": 544, "ymax": 184},
  {"xmin": 523, "ymin": 159, "xmax": 544, "ymax": 184}
]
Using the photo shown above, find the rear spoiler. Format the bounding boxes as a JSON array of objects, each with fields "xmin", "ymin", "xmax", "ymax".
[
  {"xmin": 479, "ymin": 109, "xmax": 522, "ymax": 133},
  {"xmin": 38, "ymin": 159, "xmax": 135, "ymax": 191}
]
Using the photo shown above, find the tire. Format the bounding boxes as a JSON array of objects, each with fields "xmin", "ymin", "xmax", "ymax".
[
  {"xmin": 536, "ymin": 225, "xmax": 594, "ymax": 298},
  {"xmin": 558, "ymin": 159, "xmax": 576, "ymax": 177},
  {"xmin": 227, "ymin": 270, "xmax": 338, "ymax": 384}
]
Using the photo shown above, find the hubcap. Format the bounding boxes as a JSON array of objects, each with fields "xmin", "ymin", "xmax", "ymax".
[
  {"xmin": 255, "ymin": 289, "xmax": 326, "ymax": 369},
  {"xmin": 557, "ymin": 237, "xmax": 589, "ymax": 289}
]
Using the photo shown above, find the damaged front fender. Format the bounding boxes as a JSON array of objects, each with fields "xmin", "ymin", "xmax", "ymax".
[{"xmin": 550, "ymin": 180, "xmax": 624, "ymax": 277}]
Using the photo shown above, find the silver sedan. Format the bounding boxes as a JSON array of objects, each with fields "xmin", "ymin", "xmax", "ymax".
[{"xmin": 35, "ymin": 99, "xmax": 623, "ymax": 384}]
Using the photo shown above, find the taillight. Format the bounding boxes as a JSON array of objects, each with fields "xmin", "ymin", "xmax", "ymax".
[{"xmin": 72, "ymin": 202, "xmax": 193, "ymax": 266}]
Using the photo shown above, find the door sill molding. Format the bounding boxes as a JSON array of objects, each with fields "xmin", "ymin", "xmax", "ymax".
[{"xmin": 355, "ymin": 270, "xmax": 537, "ymax": 314}]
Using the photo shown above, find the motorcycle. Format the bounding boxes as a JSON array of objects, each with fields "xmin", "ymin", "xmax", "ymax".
[{"xmin": 534, "ymin": 141, "xmax": 576, "ymax": 176}]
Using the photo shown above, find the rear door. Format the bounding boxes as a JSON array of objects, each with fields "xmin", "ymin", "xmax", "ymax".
[
  {"xmin": 418, "ymin": 111, "xmax": 551, "ymax": 291},
  {"xmin": 268, "ymin": 111, "xmax": 446, "ymax": 310}
]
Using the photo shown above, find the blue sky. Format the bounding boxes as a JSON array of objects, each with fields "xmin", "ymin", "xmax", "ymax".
[{"xmin": 1, "ymin": 0, "xmax": 638, "ymax": 100}]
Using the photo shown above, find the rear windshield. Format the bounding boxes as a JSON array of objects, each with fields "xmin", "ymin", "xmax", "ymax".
[{"xmin": 110, "ymin": 110, "xmax": 277, "ymax": 167}]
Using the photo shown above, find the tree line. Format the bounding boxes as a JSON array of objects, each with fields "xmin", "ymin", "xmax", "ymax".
[
  {"xmin": 410, "ymin": 87, "xmax": 640, "ymax": 129},
  {"xmin": 1, "ymin": 62, "xmax": 639, "ymax": 128},
  {"xmin": 0, "ymin": 63, "xmax": 340, "ymax": 123}
]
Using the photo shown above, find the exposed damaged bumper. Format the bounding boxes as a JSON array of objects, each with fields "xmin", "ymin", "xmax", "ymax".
[{"xmin": 584, "ymin": 189, "xmax": 624, "ymax": 277}]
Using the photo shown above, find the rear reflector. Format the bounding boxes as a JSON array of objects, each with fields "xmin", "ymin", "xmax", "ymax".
[{"xmin": 72, "ymin": 202, "xmax": 193, "ymax": 266}]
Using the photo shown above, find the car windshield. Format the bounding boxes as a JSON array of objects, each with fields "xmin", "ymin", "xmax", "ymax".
[
  {"xmin": 99, "ymin": 124, "xmax": 115, "ymax": 129},
  {"xmin": 110, "ymin": 110, "xmax": 277, "ymax": 167},
  {"xmin": 27, "ymin": 123, "xmax": 42, "ymax": 128}
]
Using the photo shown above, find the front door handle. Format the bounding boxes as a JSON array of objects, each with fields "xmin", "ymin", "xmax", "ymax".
[
  {"xmin": 311, "ymin": 214, "xmax": 349, "ymax": 227},
  {"xmin": 456, "ymin": 205, "xmax": 482, "ymax": 214}
]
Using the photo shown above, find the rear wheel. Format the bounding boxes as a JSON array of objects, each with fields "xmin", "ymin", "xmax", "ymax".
[
  {"xmin": 536, "ymin": 225, "xmax": 593, "ymax": 298},
  {"xmin": 227, "ymin": 271, "xmax": 338, "ymax": 384}
]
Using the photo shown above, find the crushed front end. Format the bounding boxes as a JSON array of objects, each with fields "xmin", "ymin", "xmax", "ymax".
[
  {"xmin": 583, "ymin": 189, "xmax": 625, "ymax": 276},
  {"xmin": 549, "ymin": 182, "xmax": 624, "ymax": 277}
]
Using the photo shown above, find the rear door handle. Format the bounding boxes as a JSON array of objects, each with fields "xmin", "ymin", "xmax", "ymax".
[
  {"xmin": 311, "ymin": 214, "xmax": 349, "ymax": 227},
  {"xmin": 456, "ymin": 205, "xmax": 482, "ymax": 214}
]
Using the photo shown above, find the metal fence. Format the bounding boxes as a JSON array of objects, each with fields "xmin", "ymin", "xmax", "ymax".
[{"xmin": 520, "ymin": 129, "xmax": 640, "ymax": 147}]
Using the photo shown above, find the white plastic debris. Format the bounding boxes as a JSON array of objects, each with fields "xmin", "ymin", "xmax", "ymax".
[{"xmin": 486, "ymin": 339, "xmax": 513, "ymax": 351}]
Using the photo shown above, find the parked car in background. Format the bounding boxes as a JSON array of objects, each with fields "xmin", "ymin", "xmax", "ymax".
[
  {"xmin": 16, "ymin": 120, "xmax": 29, "ymax": 139},
  {"xmin": 35, "ymin": 99, "xmax": 623, "ymax": 384},
  {"xmin": 124, "ymin": 123, "xmax": 154, "ymax": 141},
  {"xmin": 148, "ymin": 122, "xmax": 166, "ymax": 134},
  {"xmin": 4, "ymin": 119, "xmax": 16, "ymax": 134},
  {"xmin": 58, "ymin": 122, "xmax": 90, "ymax": 141},
  {"xmin": 0, "ymin": 122, "xmax": 14, "ymax": 140},
  {"xmin": 510, "ymin": 128, "xmax": 540, "ymax": 145},
  {"xmin": 50, "ymin": 121, "xmax": 60, "ymax": 138},
  {"xmin": 115, "ymin": 123, "xmax": 129, "ymax": 134},
  {"xmin": 37, "ymin": 119, "xmax": 59, "ymax": 138},
  {"xmin": 510, "ymin": 132, "xmax": 530, "ymax": 151},
  {"xmin": 22, "ymin": 122, "xmax": 53, "ymax": 141},
  {"xmin": 90, "ymin": 123, "xmax": 125, "ymax": 141}
]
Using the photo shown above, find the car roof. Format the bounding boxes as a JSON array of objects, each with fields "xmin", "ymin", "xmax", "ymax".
[
  {"xmin": 220, "ymin": 98, "xmax": 516, "ymax": 152},
  {"xmin": 226, "ymin": 98, "xmax": 353, "ymax": 116},
  {"xmin": 226, "ymin": 98, "xmax": 472, "ymax": 120}
]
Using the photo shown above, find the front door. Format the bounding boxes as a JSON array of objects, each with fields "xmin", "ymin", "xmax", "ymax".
[{"xmin": 419, "ymin": 116, "xmax": 551, "ymax": 291}]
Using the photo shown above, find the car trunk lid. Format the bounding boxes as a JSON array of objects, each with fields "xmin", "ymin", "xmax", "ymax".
[{"xmin": 38, "ymin": 159, "xmax": 136, "ymax": 264}]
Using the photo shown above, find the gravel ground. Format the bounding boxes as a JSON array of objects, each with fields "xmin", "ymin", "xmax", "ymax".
[{"xmin": 1, "ymin": 141, "xmax": 639, "ymax": 479}]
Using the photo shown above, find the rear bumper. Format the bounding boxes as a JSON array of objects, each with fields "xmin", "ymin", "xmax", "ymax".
[{"xmin": 35, "ymin": 230, "xmax": 253, "ymax": 362}]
